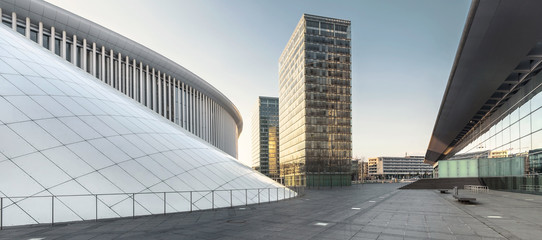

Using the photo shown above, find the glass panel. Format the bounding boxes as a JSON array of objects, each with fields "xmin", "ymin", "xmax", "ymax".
[
  {"xmin": 67, "ymin": 141, "xmax": 114, "ymax": 170},
  {"xmin": 5, "ymin": 74, "xmax": 44, "ymax": 95},
  {"xmin": 532, "ymin": 130, "xmax": 542, "ymax": 150},
  {"xmin": 31, "ymin": 96, "xmax": 72, "ymax": 117},
  {"xmin": 0, "ymin": 125, "xmax": 36, "ymax": 158},
  {"xmin": 532, "ymin": 108, "xmax": 542, "ymax": 132},
  {"xmin": 13, "ymin": 152, "xmax": 72, "ymax": 189},
  {"xmin": 99, "ymin": 165, "xmax": 144, "ymax": 193},
  {"xmin": 0, "ymin": 96, "xmax": 29, "ymax": 123},
  {"xmin": 0, "ymin": 160, "xmax": 44, "ymax": 196},
  {"xmin": 0, "ymin": 74, "xmax": 23, "ymax": 96},
  {"xmin": 520, "ymin": 136, "xmax": 531, "ymax": 153},
  {"xmin": 511, "ymin": 122, "xmax": 520, "ymax": 141},
  {"xmin": 41, "ymin": 146, "xmax": 94, "ymax": 178},
  {"xmin": 520, "ymin": 100, "xmax": 531, "ymax": 119},
  {"xmin": 88, "ymin": 138, "xmax": 131, "ymax": 163},
  {"xmin": 80, "ymin": 116, "xmax": 117, "ymax": 136},
  {"xmin": 5, "ymin": 96, "xmax": 52, "ymax": 120},
  {"xmin": 8, "ymin": 121, "xmax": 62, "ymax": 150},
  {"xmin": 510, "ymin": 108, "xmax": 519, "ymax": 124},
  {"xmin": 520, "ymin": 115, "xmax": 531, "ymax": 138},
  {"xmin": 60, "ymin": 117, "xmax": 100, "ymax": 139}
]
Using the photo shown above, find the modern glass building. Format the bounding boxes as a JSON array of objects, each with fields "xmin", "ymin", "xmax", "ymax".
[
  {"xmin": 368, "ymin": 156, "xmax": 433, "ymax": 179},
  {"xmin": 251, "ymin": 97, "xmax": 280, "ymax": 182},
  {"xmin": 0, "ymin": 1, "xmax": 295, "ymax": 227},
  {"xmin": 426, "ymin": 0, "xmax": 542, "ymax": 191},
  {"xmin": 279, "ymin": 14, "xmax": 352, "ymax": 187},
  {"xmin": 0, "ymin": 0, "xmax": 241, "ymax": 158}
]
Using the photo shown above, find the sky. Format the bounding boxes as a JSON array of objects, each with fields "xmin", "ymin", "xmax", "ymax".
[{"xmin": 47, "ymin": 0, "xmax": 471, "ymax": 166}]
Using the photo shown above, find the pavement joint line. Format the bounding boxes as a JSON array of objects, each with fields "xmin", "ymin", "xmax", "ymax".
[{"xmin": 437, "ymin": 190, "xmax": 513, "ymax": 239}]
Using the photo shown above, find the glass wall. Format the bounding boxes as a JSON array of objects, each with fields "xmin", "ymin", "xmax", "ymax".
[{"xmin": 456, "ymin": 87, "xmax": 542, "ymax": 174}]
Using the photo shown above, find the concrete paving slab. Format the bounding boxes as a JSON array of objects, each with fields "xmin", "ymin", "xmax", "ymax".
[{"xmin": 2, "ymin": 183, "xmax": 542, "ymax": 239}]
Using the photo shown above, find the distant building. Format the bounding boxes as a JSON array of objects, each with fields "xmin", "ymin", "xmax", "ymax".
[
  {"xmin": 368, "ymin": 156, "xmax": 433, "ymax": 179},
  {"xmin": 351, "ymin": 160, "xmax": 359, "ymax": 180},
  {"xmin": 359, "ymin": 161, "xmax": 368, "ymax": 180},
  {"xmin": 251, "ymin": 97, "xmax": 280, "ymax": 182},
  {"xmin": 279, "ymin": 14, "xmax": 352, "ymax": 187}
]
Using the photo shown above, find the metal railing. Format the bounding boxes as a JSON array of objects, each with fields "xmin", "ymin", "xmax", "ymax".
[
  {"xmin": 464, "ymin": 185, "xmax": 489, "ymax": 193},
  {"xmin": 0, "ymin": 186, "xmax": 304, "ymax": 229}
]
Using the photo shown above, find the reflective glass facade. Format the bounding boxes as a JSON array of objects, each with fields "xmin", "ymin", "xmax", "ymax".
[
  {"xmin": 0, "ymin": 12, "xmax": 293, "ymax": 228},
  {"xmin": 452, "ymin": 74, "xmax": 542, "ymax": 175},
  {"xmin": 279, "ymin": 14, "xmax": 352, "ymax": 187},
  {"xmin": 251, "ymin": 97, "xmax": 280, "ymax": 182},
  {"xmin": 0, "ymin": 1, "xmax": 241, "ymax": 157}
]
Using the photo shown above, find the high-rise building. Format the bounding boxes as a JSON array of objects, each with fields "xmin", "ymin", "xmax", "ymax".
[
  {"xmin": 279, "ymin": 14, "xmax": 352, "ymax": 187},
  {"xmin": 251, "ymin": 97, "xmax": 280, "ymax": 182}
]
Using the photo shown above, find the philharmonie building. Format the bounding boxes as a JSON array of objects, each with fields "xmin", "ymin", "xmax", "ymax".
[
  {"xmin": 426, "ymin": 0, "xmax": 542, "ymax": 191},
  {"xmin": 0, "ymin": 0, "xmax": 294, "ymax": 227}
]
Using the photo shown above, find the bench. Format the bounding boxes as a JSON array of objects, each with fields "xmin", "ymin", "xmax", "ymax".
[
  {"xmin": 452, "ymin": 186, "xmax": 476, "ymax": 203},
  {"xmin": 453, "ymin": 194, "xmax": 476, "ymax": 202},
  {"xmin": 438, "ymin": 189, "xmax": 449, "ymax": 194}
]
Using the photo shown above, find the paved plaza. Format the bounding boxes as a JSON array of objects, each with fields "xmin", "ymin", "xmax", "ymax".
[{"xmin": 1, "ymin": 183, "xmax": 542, "ymax": 239}]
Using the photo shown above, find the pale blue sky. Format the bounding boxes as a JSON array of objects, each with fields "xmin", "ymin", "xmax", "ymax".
[{"xmin": 47, "ymin": 0, "xmax": 471, "ymax": 165}]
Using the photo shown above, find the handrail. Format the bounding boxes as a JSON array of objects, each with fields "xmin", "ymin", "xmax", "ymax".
[{"xmin": 0, "ymin": 186, "xmax": 304, "ymax": 229}]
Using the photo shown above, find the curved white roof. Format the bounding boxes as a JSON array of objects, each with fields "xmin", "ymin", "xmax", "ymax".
[
  {"xmin": 0, "ymin": 0, "xmax": 243, "ymax": 133},
  {"xmin": 0, "ymin": 24, "xmax": 289, "ymax": 227}
]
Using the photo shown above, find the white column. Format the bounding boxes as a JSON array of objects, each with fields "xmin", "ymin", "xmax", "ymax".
[
  {"xmin": 146, "ymin": 66, "xmax": 151, "ymax": 108},
  {"xmin": 125, "ymin": 56, "xmax": 130, "ymax": 97},
  {"xmin": 50, "ymin": 27, "xmax": 55, "ymax": 53},
  {"xmin": 92, "ymin": 42, "xmax": 97, "ymax": 77},
  {"xmin": 82, "ymin": 39, "xmax": 87, "ymax": 72},
  {"xmin": 181, "ymin": 82, "xmax": 186, "ymax": 128},
  {"xmin": 157, "ymin": 70, "xmax": 162, "ymax": 115},
  {"xmin": 109, "ymin": 49, "xmax": 114, "ymax": 87},
  {"xmin": 168, "ymin": 75, "xmax": 172, "ymax": 121},
  {"xmin": 190, "ymin": 87, "xmax": 194, "ymax": 133},
  {"xmin": 140, "ymin": 63, "xmax": 144, "ymax": 104},
  {"xmin": 38, "ymin": 22, "xmax": 43, "ymax": 46},
  {"xmin": 11, "ymin": 12, "xmax": 16, "ymax": 31},
  {"xmin": 175, "ymin": 79, "xmax": 180, "ymax": 124},
  {"xmin": 101, "ymin": 46, "xmax": 106, "ymax": 81},
  {"xmin": 72, "ymin": 35, "xmax": 77, "ymax": 65},
  {"xmin": 25, "ymin": 17, "xmax": 30, "ymax": 38},
  {"xmin": 61, "ymin": 31, "xmax": 66, "ymax": 59},
  {"xmin": 117, "ymin": 52, "xmax": 122, "ymax": 91},
  {"xmin": 137, "ymin": 59, "xmax": 141, "ymax": 102}
]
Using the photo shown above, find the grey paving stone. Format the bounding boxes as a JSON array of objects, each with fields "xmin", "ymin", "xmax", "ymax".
[{"xmin": 2, "ymin": 184, "xmax": 542, "ymax": 239}]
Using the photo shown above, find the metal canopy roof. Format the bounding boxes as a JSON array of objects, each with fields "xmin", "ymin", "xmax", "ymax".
[{"xmin": 425, "ymin": 0, "xmax": 542, "ymax": 163}]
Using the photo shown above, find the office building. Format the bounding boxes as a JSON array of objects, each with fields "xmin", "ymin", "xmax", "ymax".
[
  {"xmin": 0, "ymin": 1, "xmax": 294, "ymax": 227},
  {"xmin": 360, "ymin": 161, "xmax": 369, "ymax": 180},
  {"xmin": 426, "ymin": 0, "xmax": 542, "ymax": 190},
  {"xmin": 368, "ymin": 156, "xmax": 432, "ymax": 179},
  {"xmin": 279, "ymin": 14, "xmax": 352, "ymax": 187},
  {"xmin": 251, "ymin": 97, "xmax": 280, "ymax": 182}
]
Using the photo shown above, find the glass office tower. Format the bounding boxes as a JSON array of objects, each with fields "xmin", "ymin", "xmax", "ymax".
[
  {"xmin": 251, "ymin": 97, "xmax": 280, "ymax": 182},
  {"xmin": 279, "ymin": 14, "xmax": 352, "ymax": 187}
]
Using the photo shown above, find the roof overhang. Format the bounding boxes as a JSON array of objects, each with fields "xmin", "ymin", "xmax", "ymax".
[{"xmin": 426, "ymin": 0, "xmax": 542, "ymax": 163}]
